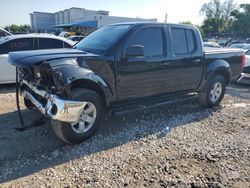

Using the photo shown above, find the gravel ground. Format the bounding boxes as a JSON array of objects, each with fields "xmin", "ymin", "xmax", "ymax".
[{"xmin": 0, "ymin": 84, "xmax": 249, "ymax": 187}]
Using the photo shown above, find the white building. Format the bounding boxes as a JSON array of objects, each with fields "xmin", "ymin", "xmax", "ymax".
[
  {"xmin": 30, "ymin": 12, "xmax": 55, "ymax": 33},
  {"xmin": 30, "ymin": 7, "xmax": 157, "ymax": 33}
]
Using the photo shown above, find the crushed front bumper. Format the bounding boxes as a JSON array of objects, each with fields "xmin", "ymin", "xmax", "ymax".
[{"xmin": 21, "ymin": 80, "xmax": 86, "ymax": 123}]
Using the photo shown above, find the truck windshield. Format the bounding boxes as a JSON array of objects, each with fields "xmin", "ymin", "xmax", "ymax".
[{"xmin": 75, "ymin": 25, "xmax": 132, "ymax": 54}]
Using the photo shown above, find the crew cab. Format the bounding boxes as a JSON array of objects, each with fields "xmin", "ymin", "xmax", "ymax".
[{"xmin": 8, "ymin": 23, "xmax": 244, "ymax": 144}]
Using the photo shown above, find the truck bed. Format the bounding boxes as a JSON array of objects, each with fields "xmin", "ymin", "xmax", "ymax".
[{"xmin": 204, "ymin": 48, "xmax": 243, "ymax": 80}]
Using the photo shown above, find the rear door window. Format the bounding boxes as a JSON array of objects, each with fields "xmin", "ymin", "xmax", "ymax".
[
  {"xmin": 38, "ymin": 38, "xmax": 64, "ymax": 49},
  {"xmin": 0, "ymin": 38, "xmax": 34, "ymax": 54},
  {"xmin": 171, "ymin": 28, "xmax": 196, "ymax": 55},
  {"xmin": 186, "ymin": 29, "xmax": 195, "ymax": 53},
  {"xmin": 171, "ymin": 28, "xmax": 187, "ymax": 54},
  {"xmin": 63, "ymin": 42, "xmax": 72, "ymax": 48}
]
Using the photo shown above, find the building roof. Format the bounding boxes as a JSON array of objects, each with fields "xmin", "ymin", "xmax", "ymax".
[
  {"xmin": 32, "ymin": 11, "xmax": 54, "ymax": 15},
  {"xmin": 53, "ymin": 20, "xmax": 97, "ymax": 28}
]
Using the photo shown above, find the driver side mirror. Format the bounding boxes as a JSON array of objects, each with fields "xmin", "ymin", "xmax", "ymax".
[{"xmin": 125, "ymin": 45, "xmax": 144, "ymax": 58}]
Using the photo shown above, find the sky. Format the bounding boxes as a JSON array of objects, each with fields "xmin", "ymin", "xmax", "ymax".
[{"xmin": 0, "ymin": 0, "xmax": 249, "ymax": 27}]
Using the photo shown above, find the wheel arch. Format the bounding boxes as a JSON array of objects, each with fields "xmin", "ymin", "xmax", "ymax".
[
  {"xmin": 53, "ymin": 65, "xmax": 115, "ymax": 107},
  {"xmin": 197, "ymin": 60, "xmax": 231, "ymax": 91},
  {"xmin": 214, "ymin": 68, "xmax": 230, "ymax": 86},
  {"xmin": 70, "ymin": 79, "xmax": 109, "ymax": 108}
]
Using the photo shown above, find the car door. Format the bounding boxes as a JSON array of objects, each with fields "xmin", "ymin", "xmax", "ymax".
[
  {"xmin": 0, "ymin": 41, "xmax": 11, "ymax": 83},
  {"xmin": 0, "ymin": 38, "xmax": 35, "ymax": 83},
  {"xmin": 159, "ymin": 27, "xmax": 203, "ymax": 92},
  {"xmin": 116, "ymin": 26, "xmax": 167, "ymax": 101}
]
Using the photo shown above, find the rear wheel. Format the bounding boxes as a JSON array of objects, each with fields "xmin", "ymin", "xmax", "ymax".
[
  {"xmin": 52, "ymin": 88, "xmax": 103, "ymax": 144},
  {"xmin": 198, "ymin": 75, "xmax": 226, "ymax": 107}
]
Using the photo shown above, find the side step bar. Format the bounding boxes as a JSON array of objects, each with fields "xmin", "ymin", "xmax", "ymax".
[{"xmin": 110, "ymin": 93, "xmax": 197, "ymax": 115}]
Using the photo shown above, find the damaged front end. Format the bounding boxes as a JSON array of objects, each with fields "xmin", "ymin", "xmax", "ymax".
[
  {"xmin": 9, "ymin": 49, "xmax": 111, "ymax": 124},
  {"xmin": 20, "ymin": 80, "xmax": 87, "ymax": 123},
  {"xmin": 18, "ymin": 58, "xmax": 90, "ymax": 123}
]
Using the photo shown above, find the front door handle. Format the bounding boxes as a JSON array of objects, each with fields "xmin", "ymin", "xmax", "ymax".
[{"xmin": 193, "ymin": 59, "xmax": 201, "ymax": 64}]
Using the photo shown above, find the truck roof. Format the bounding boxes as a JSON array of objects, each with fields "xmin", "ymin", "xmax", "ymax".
[{"xmin": 110, "ymin": 22, "xmax": 196, "ymax": 29}]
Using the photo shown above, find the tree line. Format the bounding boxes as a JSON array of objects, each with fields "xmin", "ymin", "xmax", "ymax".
[
  {"xmin": 3, "ymin": 24, "xmax": 31, "ymax": 34},
  {"xmin": 200, "ymin": 0, "xmax": 250, "ymax": 38}
]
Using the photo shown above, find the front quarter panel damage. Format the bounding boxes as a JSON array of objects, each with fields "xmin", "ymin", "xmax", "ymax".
[{"xmin": 47, "ymin": 58, "xmax": 114, "ymax": 106}]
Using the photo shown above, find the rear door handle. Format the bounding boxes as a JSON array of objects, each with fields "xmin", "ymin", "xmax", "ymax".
[{"xmin": 161, "ymin": 62, "xmax": 171, "ymax": 66}]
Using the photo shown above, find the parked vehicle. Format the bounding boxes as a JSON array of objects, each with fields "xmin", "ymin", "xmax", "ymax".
[
  {"xmin": 0, "ymin": 34, "xmax": 74, "ymax": 84},
  {"xmin": 242, "ymin": 44, "xmax": 250, "ymax": 52},
  {"xmin": 237, "ymin": 50, "xmax": 250, "ymax": 84},
  {"xmin": 228, "ymin": 43, "xmax": 247, "ymax": 49},
  {"xmin": 59, "ymin": 31, "xmax": 71, "ymax": 38},
  {"xmin": 68, "ymin": 35, "xmax": 85, "ymax": 43},
  {"xmin": 0, "ymin": 28, "xmax": 12, "ymax": 38},
  {"xmin": 203, "ymin": 42, "xmax": 222, "ymax": 48},
  {"xmin": 228, "ymin": 43, "xmax": 250, "ymax": 52},
  {"xmin": 9, "ymin": 23, "xmax": 244, "ymax": 144},
  {"xmin": 218, "ymin": 42, "xmax": 226, "ymax": 47}
]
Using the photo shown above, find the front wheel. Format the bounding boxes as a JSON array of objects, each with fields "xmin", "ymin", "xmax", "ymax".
[
  {"xmin": 198, "ymin": 75, "xmax": 226, "ymax": 107},
  {"xmin": 52, "ymin": 88, "xmax": 103, "ymax": 144}
]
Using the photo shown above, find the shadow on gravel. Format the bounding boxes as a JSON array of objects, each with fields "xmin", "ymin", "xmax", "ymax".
[
  {"xmin": 0, "ymin": 96, "xmax": 219, "ymax": 183},
  {"xmin": 0, "ymin": 109, "xmax": 64, "ymax": 161}
]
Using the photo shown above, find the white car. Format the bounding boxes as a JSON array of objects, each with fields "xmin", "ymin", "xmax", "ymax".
[
  {"xmin": 242, "ymin": 44, "xmax": 250, "ymax": 52},
  {"xmin": 0, "ymin": 34, "xmax": 74, "ymax": 84},
  {"xmin": 203, "ymin": 42, "xmax": 222, "ymax": 48},
  {"xmin": 237, "ymin": 50, "xmax": 250, "ymax": 84}
]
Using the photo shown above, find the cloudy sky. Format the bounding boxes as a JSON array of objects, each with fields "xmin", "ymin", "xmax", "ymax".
[{"xmin": 0, "ymin": 0, "xmax": 249, "ymax": 27}]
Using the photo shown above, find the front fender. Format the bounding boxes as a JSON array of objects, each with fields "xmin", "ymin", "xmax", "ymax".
[
  {"xmin": 52, "ymin": 64, "xmax": 114, "ymax": 106},
  {"xmin": 197, "ymin": 60, "xmax": 231, "ymax": 91}
]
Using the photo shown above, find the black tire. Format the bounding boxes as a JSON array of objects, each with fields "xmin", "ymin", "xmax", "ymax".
[
  {"xmin": 52, "ymin": 88, "xmax": 103, "ymax": 144},
  {"xmin": 198, "ymin": 75, "xmax": 226, "ymax": 107}
]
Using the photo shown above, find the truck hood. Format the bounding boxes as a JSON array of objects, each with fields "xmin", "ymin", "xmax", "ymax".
[{"xmin": 8, "ymin": 48, "xmax": 97, "ymax": 68}]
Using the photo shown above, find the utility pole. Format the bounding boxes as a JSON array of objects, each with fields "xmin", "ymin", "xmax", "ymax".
[{"xmin": 165, "ymin": 13, "xmax": 168, "ymax": 23}]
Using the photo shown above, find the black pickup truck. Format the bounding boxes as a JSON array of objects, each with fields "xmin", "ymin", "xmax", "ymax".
[{"xmin": 9, "ymin": 23, "xmax": 244, "ymax": 144}]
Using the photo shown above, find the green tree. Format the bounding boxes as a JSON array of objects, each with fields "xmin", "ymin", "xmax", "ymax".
[
  {"xmin": 201, "ymin": 18, "xmax": 225, "ymax": 36},
  {"xmin": 4, "ymin": 24, "xmax": 30, "ymax": 33},
  {"xmin": 231, "ymin": 4, "xmax": 250, "ymax": 37},
  {"xmin": 200, "ymin": 0, "xmax": 236, "ymax": 20},
  {"xmin": 200, "ymin": 0, "xmax": 223, "ymax": 19},
  {"xmin": 179, "ymin": 21, "xmax": 193, "ymax": 25},
  {"xmin": 200, "ymin": 0, "xmax": 236, "ymax": 36},
  {"xmin": 196, "ymin": 25, "xmax": 205, "ymax": 39}
]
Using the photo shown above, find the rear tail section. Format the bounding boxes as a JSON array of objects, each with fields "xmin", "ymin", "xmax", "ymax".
[{"xmin": 241, "ymin": 54, "xmax": 246, "ymax": 69}]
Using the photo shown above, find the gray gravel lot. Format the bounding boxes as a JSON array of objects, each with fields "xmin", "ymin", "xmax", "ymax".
[{"xmin": 0, "ymin": 84, "xmax": 249, "ymax": 187}]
